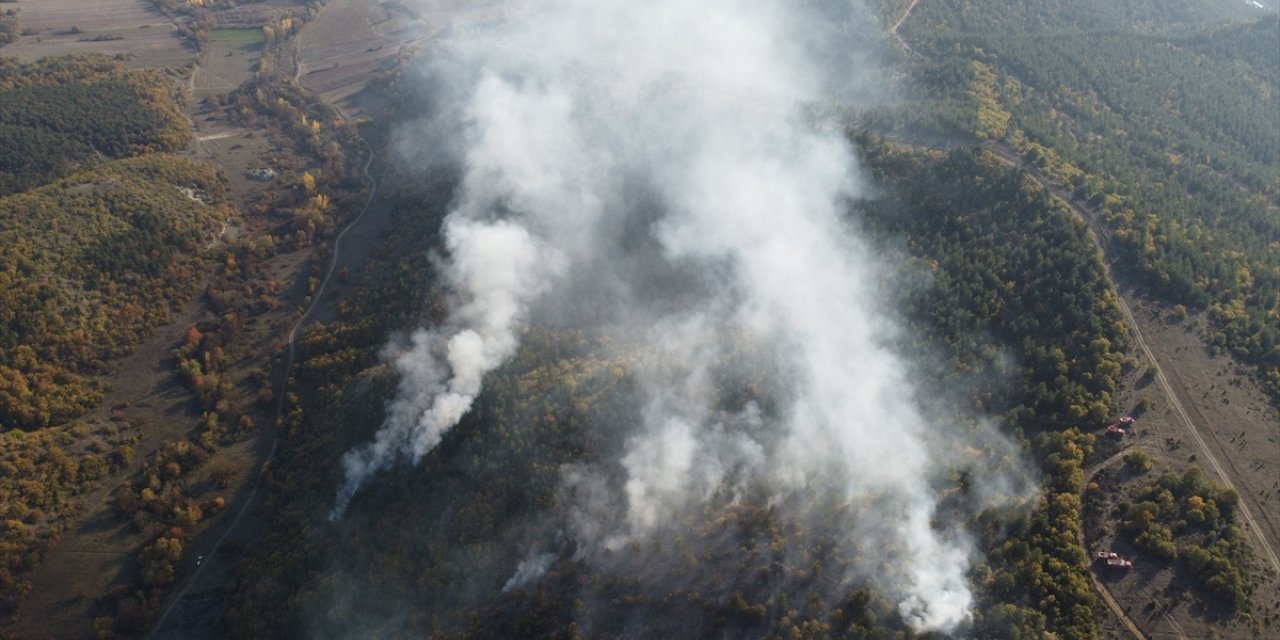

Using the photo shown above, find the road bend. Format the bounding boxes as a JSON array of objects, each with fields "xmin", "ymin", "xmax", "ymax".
[
  {"xmin": 982, "ymin": 143, "xmax": 1280, "ymax": 578},
  {"xmin": 148, "ymin": 148, "xmax": 379, "ymax": 638}
]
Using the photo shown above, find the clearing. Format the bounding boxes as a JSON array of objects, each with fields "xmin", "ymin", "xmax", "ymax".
[{"xmin": 981, "ymin": 142, "xmax": 1280, "ymax": 638}]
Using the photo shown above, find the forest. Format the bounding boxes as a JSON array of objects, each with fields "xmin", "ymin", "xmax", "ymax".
[
  {"xmin": 0, "ymin": 53, "xmax": 238, "ymax": 623},
  {"xmin": 0, "ymin": 56, "xmax": 192, "ymax": 195},
  {"xmin": 1118, "ymin": 466, "xmax": 1251, "ymax": 611},
  {"xmin": 0, "ymin": 153, "xmax": 231, "ymax": 619},
  {"xmin": 1, "ymin": 0, "xmax": 1275, "ymax": 638},
  {"xmin": 873, "ymin": 6, "xmax": 1280, "ymax": 403},
  {"xmin": 216, "ymin": 133, "xmax": 1166, "ymax": 639},
  {"xmin": 898, "ymin": 0, "xmax": 1263, "ymax": 34},
  {"xmin": 215, "ymin": 1, "xmax": 1278, "ymax": 636},
  {"xmin": 0, "ymin": 156, "xmax": 230, "ymax": 432}
]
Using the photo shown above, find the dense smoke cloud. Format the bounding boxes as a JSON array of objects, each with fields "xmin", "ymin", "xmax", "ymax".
[{"xmin": 333, "ymin": 0, "xmax": 1031, "ymax": 632}]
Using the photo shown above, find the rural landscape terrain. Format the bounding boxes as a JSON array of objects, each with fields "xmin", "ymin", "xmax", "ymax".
[{"xmin": 0, "ymin": 0, "xmax": 1277, "ymax": 639}]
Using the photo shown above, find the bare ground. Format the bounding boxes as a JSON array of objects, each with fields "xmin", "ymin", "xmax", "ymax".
[
  {"xmin": 294, "ymin": 0, "xmax": 510, "ymax": 117},
  {"xmin": 190, "ymin": 31, "xmax": 263, "ymax": 100},
  {"xmin": 10, "ymin": 296, "xmax": 211, "ymax": 637},
  {"xmin": 8, "ymin": 249, "xmax": 320, "ymax": 639}
]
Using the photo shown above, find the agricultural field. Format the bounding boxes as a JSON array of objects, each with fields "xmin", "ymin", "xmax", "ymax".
[
  {"xmin": 191, "ymin": 28, "xmax": 264, "ymax": 99},
  {"xmin": 0, "ymin": 0, "xmax": 193, "ymax": 69},
  {"xmin": 295, "ymin": 0, "xmax": 430, "ymax": 115}
]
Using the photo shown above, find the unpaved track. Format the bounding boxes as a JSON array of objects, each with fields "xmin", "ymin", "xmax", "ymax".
[
  {"xmin": 1115, "ymin": 295, "xmax": 1280, "ymax": 575},
  {"xmin": 147, "ymin": 149, "xmax": 379, "ymax": 638},
  {"xmin": 889, "ymin": 0, "xmax": 920, "ymax": 35},
  {"xmin": 1080, "ymin": 452, "xmax": 1151, "ymax": 640},
  {"xmin": 1078, "ymin": 452, "xmax": 1191, "ymax": 640},
  {"xmin": 981, "ymin": 142, "xmax": 1280, "ymax": 578},
  {"xmin": 888, "ymin": 0, "xmax": 921, "ymax": 57}
]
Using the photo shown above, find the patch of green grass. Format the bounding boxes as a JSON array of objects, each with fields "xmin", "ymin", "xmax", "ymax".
[{"xmin": 208, "ymin": 28, "xmax": 264, "ymax": 46}]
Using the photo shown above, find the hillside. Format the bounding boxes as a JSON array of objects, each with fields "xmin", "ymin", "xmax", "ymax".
[
  {"xmin": 899, "ymin": 0, "xmax": 1270, "ymax": 35},
  {"xmin": 868, "ymin": 0, "xmax": 1280, "ymax": 636},
  {"xmin": 207, "ymin": 1, "xmax": 1280, "ymax": 639},
  {"xmin": 222, "ymin": 134, "xmax": 1136, "ymax": 639},
  {"xmin": 0, "ymin": 56, "xmax": 191, "ymax": 195},
  {"xmin": 0, "ymin": 156, "xmax": 230, "ymax": 432},
  {"xmin": 0, "ymin": 154, "xmax": 233, "ymax": 623},
  {"xmin": 876, "ymin": 10, "xmax": 1280, "ymax": 403},
  {"xmin": 2, "ymin": 0, "xmax": 1277, "ymax": 638},
  {"xmin": 0, "ymin": 53, "xmax": 234, "ymax": 623}
]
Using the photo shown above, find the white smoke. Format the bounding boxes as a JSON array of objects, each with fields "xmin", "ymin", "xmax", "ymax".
[
  {"xmin": 501, "ymin": 551, "xmax": 557, "ymax": 593},
  {"xmin": 336, "ymin": 0, "xmax": 1032, "ymax": 632},
  {"xmin": 331, "ymin": 217, "xmax": 563, "ymax": 517}
]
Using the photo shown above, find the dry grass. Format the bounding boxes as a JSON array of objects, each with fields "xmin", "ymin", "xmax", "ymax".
[
  {"xmin": 192, "ymin": 28, "xmax": 264, "ymax": 98},
  {"xmin": 296, "ymin": 0, "xmax": 431, "ymax": 114},
  {"xmin": 296, "ymin": 0, "xmax": 514, "ymax": 115},
  {"xmin": 1, "ymin": 0, "xmax": 193, "ymax": 69},
  {"xmin": 1099, "ymin": 296, "xmax": 1280, "ymax": 639}
]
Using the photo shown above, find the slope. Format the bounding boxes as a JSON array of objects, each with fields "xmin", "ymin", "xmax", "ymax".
[{"xmin": 0, "ymin": 55, "xmax": 191, "ymax": 195}]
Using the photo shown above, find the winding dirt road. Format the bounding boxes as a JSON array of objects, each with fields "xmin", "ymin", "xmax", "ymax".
[
  {"xmin": 981, "ymin": 143, "xmax": 1280, "ymax": 580},
  {"xmin": 1078, "ymin": 450, "xmax": 1193, "ymax": 640},
  {"xmin": 147, "ymin": 149, "xmax": 380, "ymax": 638}
]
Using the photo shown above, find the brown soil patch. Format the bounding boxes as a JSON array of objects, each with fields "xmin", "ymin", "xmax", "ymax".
[
  {"xmin": 9, "ymin": 242, "xmax": 321, "ymax": 639},
  {"xmin": 1121, "ymin": 299, "xmax": 1280, "ymax": 550},
  {"xmin": 10, "ymin": 297, "xmax": 212, "ymax": 638},
  {"xmin": 191, "ymin": 30, "xmax": 263, "ymax": 99}
]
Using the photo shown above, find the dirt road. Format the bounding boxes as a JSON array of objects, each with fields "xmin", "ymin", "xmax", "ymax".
[
  {"xmin": 1114, "ymin": 293, "xmax": 1280, "ymax": 576},
  {"xmin": 980, "ymin": 143, "xmax": 1280, "ymax": 579},
  {"xmin": 147, "ymin": 150, "xmax": 380, "ymax": 638},
  {"xmin": 1080, "ymin": 452, "xmax": 1150, "ymax": 640},
  {"xmin": 889, "ymin": 0, "xmax": 920, "ymax": 35}
]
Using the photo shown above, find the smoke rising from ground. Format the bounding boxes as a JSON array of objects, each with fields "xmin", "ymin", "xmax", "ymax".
[{"xmin": 333, "ymin": 0, "xmax": 1032, "ymax": 631}]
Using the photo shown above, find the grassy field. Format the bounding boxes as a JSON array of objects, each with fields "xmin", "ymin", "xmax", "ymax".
[
  {"xmin": 0, "ymin": 0, "xmax": 193, "ymax": 70},
  {"xmin": 296, "ymin": 0, "xmax": 430, "ymax": 115},
  {"xmin": 209, "ymin": 28, "xmax": 265, "ymax": 45},
  {"xmin": 296, "ymin": 0, "xmax": 512, "ymax": 115},
  {"xmin": 192, "ymin": 29, "xmax": 264, "ymax": 98}
]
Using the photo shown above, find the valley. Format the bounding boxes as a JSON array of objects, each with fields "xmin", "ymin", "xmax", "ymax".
[{"xmin": 1, "ymin": 1, "xmax": 1276, "ymax": 638}]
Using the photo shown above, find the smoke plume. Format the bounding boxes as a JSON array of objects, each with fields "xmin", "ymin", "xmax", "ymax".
[{"xmin": 332, "ymin": 0, "xmax": 1032, "ymax": 632}]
